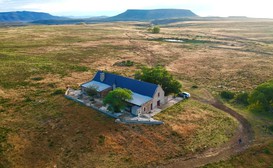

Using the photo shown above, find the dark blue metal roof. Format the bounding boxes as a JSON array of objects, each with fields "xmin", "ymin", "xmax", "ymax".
[{"xmin": 93, "ymin": 71, "xmax": 158, "ymax": 98}]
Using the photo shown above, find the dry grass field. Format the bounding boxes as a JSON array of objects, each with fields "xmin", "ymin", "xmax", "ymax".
[{"xmin": 0, "ymin": 19, "xmax": 273, "ymax": 167}]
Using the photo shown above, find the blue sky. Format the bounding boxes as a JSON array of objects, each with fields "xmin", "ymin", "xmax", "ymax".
[{"xmin": 0, "ymin": 0, "xmax": 273, "ymax": 18}]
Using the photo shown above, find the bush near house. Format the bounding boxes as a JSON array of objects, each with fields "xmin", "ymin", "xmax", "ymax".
[
  {"xmin": 135, "ymin": 66, "xmax": 181, "ymax": 95},
  {"xmin": 103, "ymin": 88, "xmax": 132, "ymax": 112}
]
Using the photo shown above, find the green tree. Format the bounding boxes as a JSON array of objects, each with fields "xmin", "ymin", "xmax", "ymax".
[
  {"xmin": 152, "ymin": 26, "xmax": 160, "ymax": 33},
  {"xmin": 103, "ymin": 88, "xmax": 132, "ymax": 112},
  {"xmin": 220, "ymin": 91, "xmax": 235, "ymax": 100},
  {"xmin": 248, "ymin": 80, "xmax": 273, "ymax": 113},
  {"xmin": 135, "ymin": 66, "xmax": 181, "ymax": 95},
  {"xmin": 233, "ymin": 92, "xmax": 249, "ymax": 106}
]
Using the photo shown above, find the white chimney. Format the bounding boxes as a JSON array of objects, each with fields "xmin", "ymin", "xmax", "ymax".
[{"xmin": 100, "ymin": 72, "xmax": 105, "ymax": 82}]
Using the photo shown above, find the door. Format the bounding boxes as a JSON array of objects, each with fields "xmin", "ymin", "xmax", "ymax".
[{"xmin": 157, "ymin": 100, "xmax": 160, "ymax": 106}]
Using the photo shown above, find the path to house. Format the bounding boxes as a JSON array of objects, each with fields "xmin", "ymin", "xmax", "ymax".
[{"xmin": 158, "ymin": 96, "xmax": 254, "ymax": 168}]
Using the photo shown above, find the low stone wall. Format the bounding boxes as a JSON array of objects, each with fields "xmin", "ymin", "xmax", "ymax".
[
  {"xmin": 64, "ymin": 95, "xmax": 119, "ymax": 119},
  {"xmin": 116, "ymin": 118, "xmax": 163, "ymax": 125}
]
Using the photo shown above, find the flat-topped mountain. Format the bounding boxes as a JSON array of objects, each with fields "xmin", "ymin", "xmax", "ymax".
[
  {"xmin": 107, "ymin": 9, "xmax": 198, "ymax": 21},
  {"xmin": 1, "ymin": 9, "xmax": 198, "ymax": 24},
  {"xmin": 0, "ymin": 11, "xmax": 64, "ymax": 22}
]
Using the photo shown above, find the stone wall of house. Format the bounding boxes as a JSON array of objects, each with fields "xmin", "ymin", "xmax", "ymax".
[
  {"xmin": 152, "ymin": 86, "xmax": 165, "ymax": 108},
  {"xmin": 139, "ymin": 100, "xmax": 153, "ymax": 114}
]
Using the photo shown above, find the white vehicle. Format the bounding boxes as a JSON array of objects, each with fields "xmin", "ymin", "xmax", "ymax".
[{"xmin": 178, "ymin": 92, "xmax": 191, "ymax": 99}]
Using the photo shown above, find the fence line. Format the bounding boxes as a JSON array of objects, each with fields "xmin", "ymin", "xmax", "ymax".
[{"xmin": 64, "ymin": 95, "xmax": 119, "ymax": 119}]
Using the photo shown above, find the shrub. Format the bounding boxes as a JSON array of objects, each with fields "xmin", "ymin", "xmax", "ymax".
[
  {"xmin": 51, "ymin": 89, "xmax": 65, "ymax": 95},
  {"xmin": 24, "ymin": 97, "xmax": 32, "ymax": 102},
  {"xmin": 135, "ymin": 66, "xmax": 182, "ymax": 95},
  {"xmin": 233, "ymin": 92, "xmax": 249, "ymax": 106},
  {"xmin": 268, "ymin": 125, "xmax": 273, "ymax": 133},
  {"xmin": 47, "ymin": 83, "xmax": 56, "ymax": 88},
  {"xmin": 31, "ymin": 77, "xmax": 44, "ymax": 81},
  {"xmin": 220, "ymin": 91, "xmax": 235, "ymax": 100},
  {"xmin": 148, "ymin": 26, "xmax": 160, "ymax": 33},
  {"xmin": 0, "ymin": 127, "xmax": 10, "ymax": 155},
  {"xmin": 191, "ymin": 85, "xmax": 198, "ymax": 89},
  {"xmin": 152, "ymin": 26, "xmax": 160, "ymax": 33},
  {"xmin": 48, "ymin": 139, "xmax": 54, "ymax": 147},
  {"xmin": 71, "ymin": 65, "xmax": 89, "ymax": 72},
  {"xmin": 248, "ymin": 80, "xmax": 273, "ymax": 113},
  {"xmin": 113, "ymin": 60, "xmax": 134, "ymax": 67},
  {"xmin": 98, "ymin": 135, "xmax": 105, "ymax": 144},
  {"xmin": 263, "ymin": 148, "xmax": 271, "ymax": 154}
]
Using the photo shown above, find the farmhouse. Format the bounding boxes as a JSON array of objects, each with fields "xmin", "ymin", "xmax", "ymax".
[{"xmin": 81, "ymin": 71, "xmax": 165, "ymax": 116}]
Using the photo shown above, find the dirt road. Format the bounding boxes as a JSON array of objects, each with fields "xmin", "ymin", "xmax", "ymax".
[{"xmin": 159, "ymin": 97, "xmax": 254, "ymax": 168}]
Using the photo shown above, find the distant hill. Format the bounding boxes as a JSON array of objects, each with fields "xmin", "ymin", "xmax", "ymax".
[
  {"xmin": 32, "ymin": 9, "xmax": 198, "ymax": 25},
  {"xmin": 66, "ymin": 16, "xmax": 108, "ymax": 19},
  {"xmin": 228, "ymin": 16, "xmax": 248, "ymax": 18},
  {"xmin": 0, "ymin": 11, "xmax": 64, "ymax": 22},
  {"xmin": 151, "ymin": 17, "xmax": 222, "ymax": 25},
  {"xmin": 107, "ymin": 9, "xmax": 198, "ymax": 21}
]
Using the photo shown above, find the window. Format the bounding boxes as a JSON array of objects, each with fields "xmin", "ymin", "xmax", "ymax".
[
  {"xmin": 144, "ymin": 107, "xmax": 146, "ymax": 112},
  {"xmin": 158, "ymin": 92, "xmax": 160, "ymax": 97}
]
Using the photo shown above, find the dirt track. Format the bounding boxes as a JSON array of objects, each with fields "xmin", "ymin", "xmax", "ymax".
[{"xmin": 159, "ymin": 97, "xmax": 254, "ymax": 168}]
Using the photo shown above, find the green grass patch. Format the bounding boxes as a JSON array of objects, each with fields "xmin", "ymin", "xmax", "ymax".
[{"xmin": 70, "ymin": 65, "xmax": 89, "ymax": 72}]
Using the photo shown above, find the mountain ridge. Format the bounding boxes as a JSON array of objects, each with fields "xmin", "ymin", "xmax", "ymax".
[
  {"xmin": 0, "ymin": 9, "xmax": 198, "ymax": 24},
  {"xmin": 0, "ymin": 11, "xmax": 65, "ymax": 22},
  {"xmin": 107, "ymin": 9, "xmax": 198, "ymax": 21}
]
